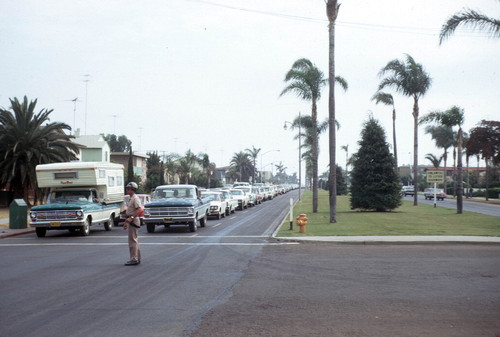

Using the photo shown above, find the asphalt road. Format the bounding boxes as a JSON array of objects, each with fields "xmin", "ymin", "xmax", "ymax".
[
  {"xmin": 190, "ymin": 242, "xmax": 500, "ymax": 337},
  {"xmin": 1, "ymin": 190, "xmax": 499, "ymax": 337},
  {"xmin": 0, "ymin": 191, "xmax": 295, "ymax": 337},
  {"xmin": 403, "ymin": 194, "xmax": 500, "ymax": 217}
]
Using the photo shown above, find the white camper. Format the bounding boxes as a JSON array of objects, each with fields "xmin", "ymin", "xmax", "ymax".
[{"xmin": 30, "ymin": 162, "xmax": 125, "ymax": 237}]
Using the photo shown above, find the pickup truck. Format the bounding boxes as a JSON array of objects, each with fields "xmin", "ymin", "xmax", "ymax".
[
  {"xmin": 29, "ymin": 162, "xmax": 124, "ymax": 237},
  {"xmin": 143, "ymin": 184, "xmax": 210, "ymax": 233}
]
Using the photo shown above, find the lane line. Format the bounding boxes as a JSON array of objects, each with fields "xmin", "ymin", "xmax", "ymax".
[{"xmin": 0, "ymin": 242, "xmax": 298, "ymax": 247}]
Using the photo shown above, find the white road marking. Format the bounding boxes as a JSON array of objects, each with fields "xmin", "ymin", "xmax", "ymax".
[{"xmin": 0, "ymin": 242, "xmax": 298, "ymax": 247}]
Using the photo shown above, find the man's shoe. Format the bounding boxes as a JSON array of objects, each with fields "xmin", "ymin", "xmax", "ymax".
[{"xmin": 124, "ymin": 260, "xmax": 139, "ymax": 266}]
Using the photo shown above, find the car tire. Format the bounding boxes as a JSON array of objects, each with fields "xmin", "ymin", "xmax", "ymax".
[
  {"xmin": 36, "ymin": 227, "xmax": 46, "ymax": 238},
  {"xmin": 80, "ymin": 218, "xmax": 90, "ymax": 236},
  {"xmin": 189, "ymin": 219, "xmax": 198, "ymax": 232},
  {"xmin": 147, "ymin": 223, "xmax": 155, "ymax": 233},
  {"xmin": 104, "ymin": 214, "xmax": 113, "ymax": 231},
  {"xmin": 200, "ymin": 213, "xmax": 207, "ymax": 227}
]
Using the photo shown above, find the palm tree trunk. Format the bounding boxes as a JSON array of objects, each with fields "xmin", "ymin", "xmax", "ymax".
[
  {"xmin": 456, "ymin": 128, "xmax": 463, "ymax": 213},
  {"xmin": 392, "ymin": 107, "xmax": 398, "ymax": 170},
  {"xmin": 412, "ymin": 99, "xmax": 419, "ymax": 206},
  {"xmin": 327, "ymin": 0, "xmax": 339, "ymax": 222},
  {"xmin": 443, "ymin": 152, "xmax": 448, "ymax": 194},
  {"xmin": 311, "ymin": 98, "xmax": 319, "ymax": 213}
]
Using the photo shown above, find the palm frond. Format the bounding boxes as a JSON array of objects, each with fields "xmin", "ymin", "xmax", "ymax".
[{"xmin": 439, "ymin": 8, "xmax": 500, "ymax": 44}]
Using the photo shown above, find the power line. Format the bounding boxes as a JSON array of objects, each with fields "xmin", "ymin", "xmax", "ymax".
[{"xmin": 187, "ymin": 0, "xmax": 493, "ymax": 37}]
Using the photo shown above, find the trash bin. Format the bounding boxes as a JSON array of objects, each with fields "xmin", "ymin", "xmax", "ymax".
[{"xmin": 9, "ymin": 199, "xmax": 28, "ymax": 229}]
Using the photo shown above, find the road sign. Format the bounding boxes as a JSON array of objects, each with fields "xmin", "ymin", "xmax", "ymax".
[{"xmin": 427, "ymin": 170, "xmax": 444, "ymax": 183}]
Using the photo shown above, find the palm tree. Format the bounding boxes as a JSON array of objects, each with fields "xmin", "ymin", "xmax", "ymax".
[
  {"xmin": 425, "ymin": 153, "xmax": 442, "ymax": 168},
  {"xmin": 199, "ymin": 153, "xmax": 215, "ymax": 188},
  {"xmin": 326, "ymin": 0, "xmax": 342, "ymax": 222},
  {"xmin": 420, "ymin": 106, "xmax": 466, "ymax": 213},
  {"xmin": 372, "ymin": 91, "xmax": 398, "ymax": 170},
  {"xmin": 439, "ymin": 5, "xmax": 500, "ymax": 44},
  {"xmin": 230, "ymin": 151, "xmax": 253, "ymax": 182},
  {"xmin": 274, "ymin": 162, "xmax": 287, "ymax": 184},
  {"xmin": 245, "ymin": 146, "xmax": 261, "ymax": 184},
  {"xmin": 378, "ymin": 54, "xmax": 432, "ymax": 206},
  {"xmin": 280, "ymin": 58, "xmax": 327, "ymax": 213},
  {"xmin": 176, "ymin": 150, "xmax": 199, "ymax": 184},
  {"xmin": 163, "ymin": 153, "xmax": 179, "ymax": 184},
  {"xmin": 0, "ymin": 96, "xmax": 79, "ymax": 205}
]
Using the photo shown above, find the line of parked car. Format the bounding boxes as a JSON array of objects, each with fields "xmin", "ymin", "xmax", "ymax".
[{"xmin": 115, "ymin": 182, "xmax": 298, "ymax": 233}]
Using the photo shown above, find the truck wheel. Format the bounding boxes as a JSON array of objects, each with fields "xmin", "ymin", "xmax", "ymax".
[
  {"xmin": 146, "ymin": 223, "xmax": 155, "ymax": 233},
  {"xmin": 189, "ymin": 219, "xmax": 198, "ymax": 232},
  {"xmin": 200, "ymin": 213, "xmax": 207, "ymax": 227},
  {"xmin": 80, "ymin": 218, "xmax": 90, "ymax": 236},
  {"xmin": 36, "ymin": 227, "xmax": 46, "ymax": 238},
  {"xmin": 225, "ymin": 207, "xmax": 230, "ymax": 216},
  {"xmin": 104, "ymin": 214, "xmax": 113, "ymax": 231}
]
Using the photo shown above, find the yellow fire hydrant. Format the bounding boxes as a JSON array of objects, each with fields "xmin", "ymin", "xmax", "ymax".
[{"xmin": 296, "ymin": 213, "xmax": 308, "ymax": 233}]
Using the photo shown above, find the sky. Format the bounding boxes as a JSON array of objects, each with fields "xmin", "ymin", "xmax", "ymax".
[{"xmin": 1, "ymin": 0, "xmax": 499, "ymax": 181}]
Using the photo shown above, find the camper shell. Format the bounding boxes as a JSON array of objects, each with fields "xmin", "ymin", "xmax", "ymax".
[{"xmin": 30, "ymin": 162, "xmax": 125, "ymax": 237}]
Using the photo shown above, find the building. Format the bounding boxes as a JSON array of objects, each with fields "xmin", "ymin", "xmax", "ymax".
[
  {"xmin": 110, "ymin": 152, "xmax": 149, "ymax": 184},
  {"xmin": 74, "ymin": 135, "xmax": 110, "ymax": 162}
]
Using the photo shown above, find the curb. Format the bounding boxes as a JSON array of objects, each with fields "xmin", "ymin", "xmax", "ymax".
[{"xmin": 0, "ymin": 229, "xmax": 36, "ymax": 239}]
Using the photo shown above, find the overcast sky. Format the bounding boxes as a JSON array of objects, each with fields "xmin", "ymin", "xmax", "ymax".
[{"xmin": 1, "ymin": 0, "xmax": 499, "ymax": 180}]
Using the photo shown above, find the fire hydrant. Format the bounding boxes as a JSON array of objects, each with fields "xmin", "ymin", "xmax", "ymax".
[{"xmin": 296, "ymin": 213, "xmax": 308, "ymax": 233}]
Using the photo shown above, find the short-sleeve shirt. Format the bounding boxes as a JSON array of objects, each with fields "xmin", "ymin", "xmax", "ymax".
[{"xmin": 126, "ymin": 194, "xmax": 142, "ymax": 226}]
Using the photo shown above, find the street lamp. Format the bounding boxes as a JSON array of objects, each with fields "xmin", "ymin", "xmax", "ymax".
[
  {"xmin": 284, "ymin": 112, "xmax": 302, "ymax": 201},
  {"xmin": 260, "ymin": 149, "xmax": 280, "ymax": 183}
]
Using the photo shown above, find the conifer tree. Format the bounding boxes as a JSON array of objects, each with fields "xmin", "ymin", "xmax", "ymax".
[{"xmin": 350, "ymin": 117, "xmax": 401, "ymax": 211}]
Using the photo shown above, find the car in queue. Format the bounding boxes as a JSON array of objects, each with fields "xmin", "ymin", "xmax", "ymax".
[
  {"xmin": 251, "ymin": 187, "xmax": 263, "ymax": 204},
  {"xmin": 143, "ymin": 185, "xmax": 210, "ymax": 233},
  {"xmin": 215, "ymin": 189, "xmax": 238, "ymax": 215},
  {"xmin": 235, "ymin": 186, "xmax": 256, "ymax": 207},
  {"xmin": 423, "ymin": 188, "xmax": 447, "ymax": 200},
  {"xmin": 261, "ymin": 186, "xmax": 273, "ymax": 200},
  {"xmin": 229, "ymin": 188, "xmax": 249, "ymax": 210},
  {"xmin": 201, "ymin": 191, "xmax": 227, "ymax": 219}
]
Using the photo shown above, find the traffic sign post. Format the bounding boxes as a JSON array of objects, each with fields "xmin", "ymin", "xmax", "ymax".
[{"xmin": 426, "ymin": 171, "xmax": 444, "ymax": 208}]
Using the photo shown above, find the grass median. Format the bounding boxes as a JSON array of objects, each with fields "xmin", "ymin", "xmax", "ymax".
[{"xmin": 277, "ymin": 190, "xmax": 500, "ymax": 237}]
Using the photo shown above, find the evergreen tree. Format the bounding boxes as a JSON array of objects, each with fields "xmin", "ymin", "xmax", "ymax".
[
  {"xmin": 350, "ymin": 117, "xmax": 401, "ymax": 211},
  {"xmin": 127, "ymin": 147, "xmax": 135, "ymax": 185},
  {"xmin": 145, "ymin": 151, "xmax": 165, "ymax": 192}
]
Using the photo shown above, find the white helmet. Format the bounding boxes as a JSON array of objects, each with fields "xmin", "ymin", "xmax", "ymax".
[{"xmin": 126, "ymin": 182, "xmax": 138, "ymax": 191}]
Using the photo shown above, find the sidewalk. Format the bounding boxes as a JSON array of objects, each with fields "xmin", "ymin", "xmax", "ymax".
[
  {"xmin": 0, "ymin": 208, "xmax": 35, "ymax": 238},
  {"xmin": 275, "ymin": 235, "xmax": 500, "ymax": 243}
]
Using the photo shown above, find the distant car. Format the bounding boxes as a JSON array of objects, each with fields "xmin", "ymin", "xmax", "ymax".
[
  {"xmin": 216, "ymin": 189, "xmax": 238, "ymax": 215},
  {"xmin": 201, "ymin": 191, "xmax": 227, "ymax": 219},
  {"xmin": 235, "ymin": 186, "xmax": 256, "ymax": 206},
  {"xmin": 424, "ymin": 188, "xmax": 447, "ymax": 200},
  {"xmin": 401, "ymin": 186, "xmax": 415, "ymax": 196},
  {"xmin": 229, "ymin": 188, "xmax": 249, "ymax": 210},
  {"xmin": 115, "ymin": 194, "xmax": 151, "ymax": 226},
  {"xmin": 251, "ymin": 187, "xmax": 263, "ymax": 205}
]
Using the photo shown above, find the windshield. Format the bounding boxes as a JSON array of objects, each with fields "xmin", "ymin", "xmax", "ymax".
[
  {"xmin": 48, "ymin": 190, "xmax": 92, "ymax": 203},
  {"xmin": 201, "ymin": 193, "xmax": 220, "ymax": 201},
  {"xmin": 231, "ymin": 190, "xmax": 243, "ymax": 196},
  {"xmin": 154, "ymin": 187, "xmax": 195, "ymax": 199}
]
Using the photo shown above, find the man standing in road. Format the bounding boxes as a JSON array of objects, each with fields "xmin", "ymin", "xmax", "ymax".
[{"xmin": 123, "ymin": 182, "xmax": 143, "ymax": 266}]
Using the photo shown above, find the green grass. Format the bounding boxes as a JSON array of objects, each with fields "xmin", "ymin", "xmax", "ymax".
[{"xmin": 277, "ymin": 190, "xmax": 500, "ymax": 237}]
